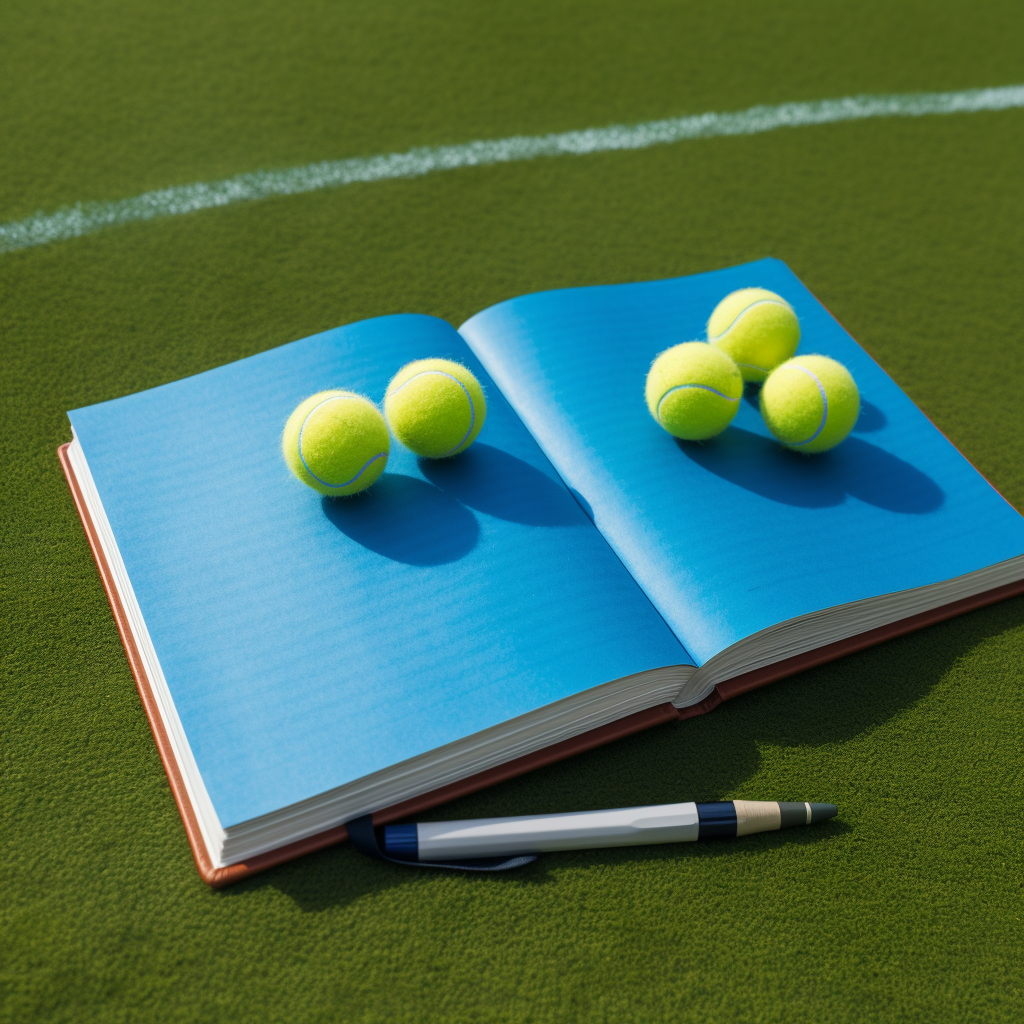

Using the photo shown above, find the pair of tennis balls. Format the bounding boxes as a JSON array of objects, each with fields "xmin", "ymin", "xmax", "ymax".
[
  {"xmin": 282, "ymin": 358, "xmax": 487, "ymax": 497},
  {"xmin": 645, "ymin": 288, "xmax": 861, "ymax": 453}
]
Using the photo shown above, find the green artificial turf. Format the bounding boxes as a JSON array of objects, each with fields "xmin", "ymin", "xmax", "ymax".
[{"xmin": 2, "ymin": 2, "xmax": 1023, "ymax": 1021}]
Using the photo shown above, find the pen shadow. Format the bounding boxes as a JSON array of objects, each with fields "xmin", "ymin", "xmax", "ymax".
[{"xmin": 221, "ymin": 594, "xmax": 1022, "ymax": 912}]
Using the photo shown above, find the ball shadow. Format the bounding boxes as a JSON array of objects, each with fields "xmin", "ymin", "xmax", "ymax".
[
  {"xmin": 678, "ymin": 428, "xmax": 845, "ymax": 508},
  {"xmin": 419, "ymin": 443, "xmax": 580, "ymax": 526},
  {"xmin": 837, "ymin": 437, "xmax": 944, "ymax": 513},
  {"xmin": 677, "ymin": 428, "xmax": 944, "ymax": 514},
  {"xmin": 852, "ymin": 400, "xmax": 887, "ymax": 433},
  {"xmin": 569, "ymin": 488, "xmax": 595, "ymax": 522},
  {"xmin": 321, "ymin": 475, "xmax": 479, "ymax": 566}
]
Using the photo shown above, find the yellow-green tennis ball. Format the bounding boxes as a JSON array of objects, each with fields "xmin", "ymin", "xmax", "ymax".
[
  {"xmin": 707, "ymin": 287, "xmax": 801, "ymax": 383},
  {"xmin": 645, "ymin": 341, "xmax": 743, "ymax": 440},
  {"xmin": 759, "ymin": 355, "xmax": 860, "ymax": 453},
  {"xmin": 384, "ymin": 358, "xmax": 487, "ymax": 458},
  {"xmin": 282, "ymin": 390, "xmax": 389, "ymax": 496}
]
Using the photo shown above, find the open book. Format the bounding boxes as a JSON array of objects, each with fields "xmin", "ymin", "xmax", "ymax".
[{"xmin": 61, "ymin": 258, "xmax": 1024, "ymax": 885}]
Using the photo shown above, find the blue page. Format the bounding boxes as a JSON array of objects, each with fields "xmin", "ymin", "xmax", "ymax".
[
  {"xmin": 461, "ymin": 259, "xmax": 1024, "ymax": 665},
  {"xmin": 69, "ymin": 315, "xmax": 689, "ymax": 827}
]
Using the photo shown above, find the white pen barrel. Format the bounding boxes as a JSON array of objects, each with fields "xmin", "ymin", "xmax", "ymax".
[{"xmin": 415, "ymin": 802, "xmax": 700, "ymax": 859}]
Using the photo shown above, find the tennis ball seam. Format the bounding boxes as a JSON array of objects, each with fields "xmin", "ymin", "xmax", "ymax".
[
  {"xmin": 298, "ymin": 395, "xmax": 388, "ymax": 488},
  {"xmin": 389, "ymin": 369, "xmax": 477, "ymax": 456},
  {"xmin": 708, "ymin": 298, "xmax": 793, "ymax": 341},
  {"xmin": 655, "ymin": 382, "xmax": 740, "ymax": 422},
  {"xmin": 645, "ymin": 341, "xmax": 742, "ymax": 441},
  {"xmin": 783, "ymin": 364, "xmax": 829, "ymax": 447}
]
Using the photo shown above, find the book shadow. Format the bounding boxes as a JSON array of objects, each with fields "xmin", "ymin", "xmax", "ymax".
[
  {"xmin": 223, "ymin": 593, "xmax": 1022, "ymax": 912},
  {"xmin": 419, "ymin": 444, "xmax": 581, "ymax": 527},
  {"xmin": 321, "ymin": 475, "xmax": 479, "ymax": 565},
  {"xmin": 677, "ymin": 426, "xmax": 944, "ymax": 512}
]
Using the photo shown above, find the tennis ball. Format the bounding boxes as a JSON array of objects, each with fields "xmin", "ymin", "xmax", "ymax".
[
  {"xmin": 384, "ymin": 358, "xmax": 487, "ymax": 458},
  {"xmin": 707, "ymin": 287, "xmax": 801, "ymax": 383},
  {"xmin": 282, "ymin": 390, "xmax": 389, "ymax": 496},
  {"xmin": 645, "ymin": 342, "xmax": 743, "ymax": 440},
  {"xmin": 759, "ymin": 355, "xmax": 860, "ymax": 453}
]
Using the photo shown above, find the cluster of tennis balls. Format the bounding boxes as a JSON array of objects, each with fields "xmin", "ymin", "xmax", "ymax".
[
  {"xmin": 282, "ymin": 358, "xmax": 487, "ymax": 497},
  {"xmin": 645, "ymin": 288, "xmax": 861, "ymax": 453}
]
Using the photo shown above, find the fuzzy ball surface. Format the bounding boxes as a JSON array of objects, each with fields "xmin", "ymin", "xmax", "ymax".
[
  {"xmin": 759, "ymin": 355, "xmax": 860, "ymax": 453},
  {"xmin": 282, "ymin": 390, "xmax": 390, "ymax": 495},
  {"xmin": 384, "ymin": 358, "xmax": 487, "ymax": 458},
  {"xmin": 707, "ymin": 287, "xmax": 801, "ymax": 383},
  {"xmin": 645, "ymin": 341, "xmax": 743, "ymax": 440}
]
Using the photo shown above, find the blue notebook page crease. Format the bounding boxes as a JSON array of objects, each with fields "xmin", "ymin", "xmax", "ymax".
[
  {"xmin": 69, "ymin": 315, "xmax": 689, "ymax": 828},
  {"xmin": 460, "ymin": 258, "xmax": 1024, "ymax": 665}
]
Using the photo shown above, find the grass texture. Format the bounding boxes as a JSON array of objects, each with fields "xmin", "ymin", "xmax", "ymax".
[{"xmin": 2, "ymin": 2, "xmax": 1023, "ymax": 1022}]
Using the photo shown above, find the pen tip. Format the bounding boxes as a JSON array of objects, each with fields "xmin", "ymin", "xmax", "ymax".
[{"xmin": 809, "ymin": 803, "xmax": 838, "ymax": 823}]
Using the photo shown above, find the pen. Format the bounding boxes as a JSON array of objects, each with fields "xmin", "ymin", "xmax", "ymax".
[{"xmin": 382, "ymin": 800, "xmax": 838, "ymax": 861}]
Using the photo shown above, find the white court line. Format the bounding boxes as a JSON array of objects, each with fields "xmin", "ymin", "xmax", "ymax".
[{"xmin": 2, "ymin": 85, "xmax": 1022, "ymax": 255}]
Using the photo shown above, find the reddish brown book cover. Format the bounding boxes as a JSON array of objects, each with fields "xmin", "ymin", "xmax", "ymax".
[{"xmin": 59, "ymin": 443, "xmax": 1024, "ymax": 886}]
